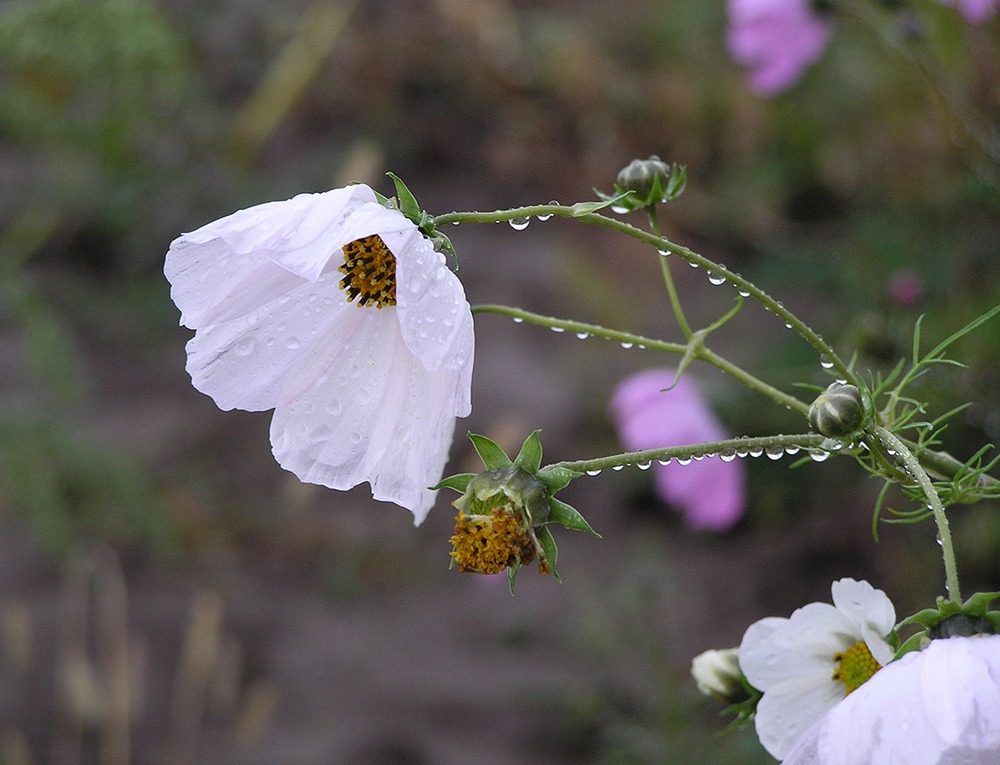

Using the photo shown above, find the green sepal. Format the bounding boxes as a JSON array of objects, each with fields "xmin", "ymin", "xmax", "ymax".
[
  {"xmin": 506, "ymin": 560, "xmax": 520, "ymax": 595},
  {"xmin": 432, "ymin": 473, "xmax": 476, "ymax": 493},
  {"xmin": 536, "ymin": 525, "xmax": 559, "ymax": 581},
  {"xmin": 536, "ymin": 464, "xmax": 580, "ymax": 494},
  {"xmin": 467, "ymin": 433, "xmax": 513, "ymax": 470},
  {"xmin": 387, "ymin": 172, "xmax": 421, "ymax": 223},
  {"xmin": 548, "ymin": 498, "xmax": 600, "ymax": 537},
  {"xmin": 572, "ymin": 192, "xmax": 632, "ymax": 216},
  {"xmin": 514, "ymin": 430, "xmax": 543, "ymax": 474}
]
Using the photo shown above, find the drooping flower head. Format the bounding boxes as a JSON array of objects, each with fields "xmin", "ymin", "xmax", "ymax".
[
  {"xmin": 609, "ymin": 368, "xmax": 746, "ymax": 531},
  {"xmin": 164, "ymin": 181, "xmax": 474, "ymax": 524},
  {"xmin": 783, "ymin": 635, "xmax": 1000, "ymax": 765},
  {"xmin": 727, "ymin": 0, "xmax": 834, "ymax": 96},
  {"xmin": 738, "ymin": 578, "xmax": 897, "ymax": 760}
]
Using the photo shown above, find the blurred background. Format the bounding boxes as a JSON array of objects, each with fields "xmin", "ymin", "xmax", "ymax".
[{"xmin": 0, "ymin": 0, "xmax": 998, "ymax": 762}]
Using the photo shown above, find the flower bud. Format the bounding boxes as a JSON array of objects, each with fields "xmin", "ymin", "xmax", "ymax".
[
  {"xmin": 808, "ymin": 382, "xmax": 865, "ymax": 437},
  {"xmin": 611, "ymin": 155, "xmax": 687, "ymax": 210},
  {"xmin": 691, "ymin": 648, "xmax": 745, "ymax": 702}
]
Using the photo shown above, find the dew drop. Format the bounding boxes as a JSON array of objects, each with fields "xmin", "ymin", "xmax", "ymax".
[
  {"xmin": 658, "ymin": 249, "xmax": 671, "ymax": 257},
  {"xmin": 688, "ymin": 260, "xmax": 699, "ymax": 268},
  {"xmin": 738, "ymin": 288, "xmax": 751, "ymax": 298},
  {"xmin": 676, "ymin": 456, "xmax": 692, "ymax": 466},
  {"xmin": 509, "ymin": 216, "xmax": 530, "ymax": 230},
  {"xmin": 620, "ymin": 342, "xmax": 634, "ymax": 349},
  {"xmin": 285, "ymin": 337, "xmax": 302, "ymax": 350},
  {"xmin": 693, "ymin": 454, "xmax": 706, "ymax": 461},
  {"xmin": 784, "ymin": 446, "xmax": 801, "ymax": 456},
  {"xmin": 765, "ymin": 446, "xmax": 784, "ymax": 460},
  {"xmin": 720, "ymin": 450, "xmax": 737, "ymax": 463},
  {"xmin": 585, "ymin": 469, "xmax": 602, "ymax": 477},
  {"xmin": 749, "ymin": 446, "xmax": 764, "ymax": 458},
  {"xmin": 538, "ymin": 202, "xmax": 557, "ymax": 221},
  {"xmin": 637, "ymin": 461, "xmax": 652, "ymax": 470},
  {"xmin": 575, "ymin": 332, "xmax": 590, "ymax": 339},
  {"xmin": 708, "ymin": 273, "xmax": 727, "ymax": 286},
  {"xmin": 512, "ymin": 317, "xmax": 524, "ymax": 324},
  {"xmin": 551, "ymin": 326, "xmax": 565, "ymax": 333},
  {"xmin": 808, "ymin": 449, "xmax": 831, "ymax": 463},
  {"xmin": 349, "ymin": 431, "xmax": 363, "ymax": 445},
  {"xmin": 235, "ymin": 336, "xmax": 256, "ymax": 357},
  {"xmin": 610, "ymin": 204, "xmax": 629, "ymax": 214},
  {"xmin": 784, "ymin": 322, "xmax": 793, "ymax": 329},
  {"xmin": 819, "ymin": 355, "xmax": 835, "ymax": 369},
  {"xmin": 612, "ymin": 464, "xmax": 624, "ymax": 471},
  {"xmin": 657, "ymin": 458, "xmax": 671, "ymax": 466},
  {"xmin": 735, "ymin": 448, "xmax": 749, "ymax": 459}
]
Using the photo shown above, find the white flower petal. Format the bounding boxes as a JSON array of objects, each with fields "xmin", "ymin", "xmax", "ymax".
[
  {"xmin": 831, "ymin": 577, "xmax": 896, "ymax": 638},
  {"xmin": 786, "ymin": 636, "xmax": 1000, "ymax": 765},
  {"xmin": 268, "ymin": 308, "xmax": 467, "ymax": 523},
  {"xmin": 756, "ymin": 672, "xmax": 844, "ymax": 760},
  {"xmin": 180, "ymin": 186, "xmax": 375, "ymax": 283}
]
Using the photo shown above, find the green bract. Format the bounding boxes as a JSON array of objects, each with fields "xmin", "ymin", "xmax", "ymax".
[
  {"xmin": 596, "ymin": 155, "xmax": 687, "ymax": 212},
  {"xmin": 435, "ymin": 430, "xmax": 599, "ymax": 593}
]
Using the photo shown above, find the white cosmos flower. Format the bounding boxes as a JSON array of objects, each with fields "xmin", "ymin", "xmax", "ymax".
[
  {"xmin": 164, "ymin": 183, "xmax": 474, "ymax": 524},
  {"xmin": 784, "ymin": 635, "xmax": 1000, "ymax": 765},
  {"xmin": 739, "ymin": 578, "xmax": 896, "ymax": 760}
]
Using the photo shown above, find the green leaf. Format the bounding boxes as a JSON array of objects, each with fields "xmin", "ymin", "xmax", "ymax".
[
  {"xmin": 513, "ymin": 430, "xmax": 543, "ymax": 473},
  {"xmin": 506, "ymin": 560, "xmax": 521, "ymax": 595},
  {"xmin": 467, "ymin": 433, "xmax": 512, "ymax": 470},
  {"xmin": 387, "ymin": 172, "xmax": 421, "ymax": 222},
  {"xmin": 536, "ymin": 525, "xmax": 559, "ymax": 581},
  {"xmin": 571, "ymin": 193, "xmax": 631, "ymax": 216},
  {"xmin": 548, "ymin": 499, "xmax": 600, "ymax": 537},
  {"xmin": 432, "ymin": 473, "xmax": 476, "ymax": 493},
  {"xmin": 536, "ymin": 464, "xmax": 580, "ymax": 494}
]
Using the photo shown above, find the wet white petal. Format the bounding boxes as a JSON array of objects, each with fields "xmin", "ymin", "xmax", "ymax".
[{"xmin": 164, "ymin": 184, "xmax": 475, "ymax": 520}]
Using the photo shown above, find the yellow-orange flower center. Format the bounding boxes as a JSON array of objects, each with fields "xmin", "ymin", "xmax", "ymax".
[
  {"xmin": 340, "ymin": 234, "xmax": 397, "ymax": 308},
  {"xmin": 449, "ymin": 508, "xmax": 537, "ymax": 574},
  {"xmin": 831, "ymin": 640, "xmax": 882, "ymax": 695}
]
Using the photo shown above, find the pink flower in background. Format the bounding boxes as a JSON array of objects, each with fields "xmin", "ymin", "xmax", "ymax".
[
  {"xmin": 937, "ymin": 0, "xmax": 999, "ymax": 22},
  {"xmin": 610, "ymin": 369, "xmax": 746, "ymax": 531},
  {"xmin": 887, "ymin": 268, "xmax": 923, "ymax": 308},
  {"xmin": 727, "ymin": 0, "xmax": 833, "ymax": 96}
]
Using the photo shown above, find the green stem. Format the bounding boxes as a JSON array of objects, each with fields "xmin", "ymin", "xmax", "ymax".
[
  {"xmin": 472, "ymin": 304, "xmax": 809, "ymax": 415},
  {"xmin": 435, "ymin": 204, "xmax": 860, "ymax": 388},
  {"xmin": 870, "ymin": 426, "xmax": 961, "ymax": 603},
  {"xmin": 552, "ymin": 433, "xmax": 830, "ymax": 475},
  {"xmin": 646, "ymin": 206, "xmax": 692, "ymax": 340}
]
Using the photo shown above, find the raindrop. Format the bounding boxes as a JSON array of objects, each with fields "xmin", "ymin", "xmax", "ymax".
[
  {"xmin": 784, "ymin": 322, "xmax": 793, "ymax": 329},
  {"xmin": 326, "ymin": 398, "xmax": 342, "ymax": 416},
  {"xmin": 612, "ymin": 465, "xmax": 625, "ymax": 471},
  {"xmin": 708, "ymin": 273, "xmax": 727, "ymax": 286},
  {"xmin": 658, "ymin": 249, "xmax": 671, "ymax": 257},
  {"xmin": 551, "ymin": 326, "xmax": 565, "ymax": 333},
  {"xmin": 235, "ymin": 336, "xmax": 256, "ymax": 357},
  {"xmin": 585, "ymin": 469, "xmax": 602, "ymax": 477},
  {"xmin": 784, "ymin": 446, "xmax": 801, "ymax": 456},
  {"xmin": 657, "ymin": 459, "xmax": 671, "ymax": 466},
  {"xmin": 819, "ymin": 355, "xmax": 835, "ymax": 369},
  {"xmin": 538, "ymin": 202, "xmax": 557, "ymax": 221},
  {"xmin": 693, "ymin": 454, "xmax": 706, "ymax": 461},
  {"xmin": 509, "ymin": 216, "xmax": 530, "ymax": 230},
  {"xmin": 610, "ymin": 204, "xmax": 629, "ymax": 214},
  {"xmin": 749, "ymin": 446, "xmax": 764, "ymax": 458},
  {"xmin": 512, "ymin": 317, "xmax": 524, "ymax": 323},
  {"xmin": 808, "ymin": 449, "xmax": 831, "ymax": 463},
  {"xmin": 738, "ymin": 288, "xmax": 750, "ymax": 298},
  {"xmin": 620, "ymin": 342, "xmax": 634, "ymax": 349},
  {"xmin": 575, "ymin": 332, "xmax": 590, "ymax": 339},
  {"xmin": 349, "ymin": 431, "xmax": 363, "ymax": 445},
  {"xmin": 285, "ymin": 337, "xmax": 302, "ymax": 350},
  {"xmin": 688, "ymin": 260, "xmax": 699, "ymax": 268},
  {"xmin": 765, "ymin": 446, "xmax": 784, "ymax": 460},
  {"xmin": 676, "ymin": 456, "xmax": 693, "ymax": 466},
  {"xmin": 720, "ymin": 450, "xmax": 737, "ymax": 463},
  {"xmin": 637, "ymin": 461, "xmax": 652, "ymax": 470},
  {"xmin": 735, "ymin": 448, "xmax": 749, "ymax": 459}
]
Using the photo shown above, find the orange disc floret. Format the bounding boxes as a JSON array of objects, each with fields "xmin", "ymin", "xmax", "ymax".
[{"xmin": 449, "ymin": 508, "xmax": 537, "ymax": 574}]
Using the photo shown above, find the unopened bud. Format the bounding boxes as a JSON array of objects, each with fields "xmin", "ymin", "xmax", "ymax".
[
  {"xmin": 808, "ymin": 382, "xmax": 865, "ymax": 437},
  {"xmin": 611, "ymin": 155, "xmax": 687, "ymax": 210},
  {"xmin": 691, "ymin": 648, "xmax": 745, "ymax": 702}
]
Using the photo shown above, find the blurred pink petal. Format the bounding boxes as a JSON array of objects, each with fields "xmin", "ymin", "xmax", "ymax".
[
  {"xmin": 727, "ymin": 0, "xmax": 833, "ymax": 96},
  {"xmin": 937, "ymin": 0, "xmax": 999, "ymax": 21},
  {"xmin": 610, "ymin": 369, "xmax": 746, "ymax": 531}
]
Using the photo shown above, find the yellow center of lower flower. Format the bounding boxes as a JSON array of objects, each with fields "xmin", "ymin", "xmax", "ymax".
[
  {"xmin": 449, "ymin": 508, "xmax": 537, "ymax": 574},
  {"xmin": 831, "ymin": 640, "xmax": 882, "ymax": 695},
  {"xmin": 339, "ymin": 234, "xmax": 397, "ymax": 308}
]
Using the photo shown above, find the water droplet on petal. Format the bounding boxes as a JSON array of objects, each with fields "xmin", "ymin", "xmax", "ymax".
[
  {"xmin": 235, "ymin": 336, "xmax": 256, "ymax": 357},
  {"xmin": 349, "ymin": 431, "xmax": 363, "ymax": 445},
  {"xmin": 326, "ymin": 398, "xmax": 342, "ymax": 416},
  {"xmin": 509, "ymin": 216, "xmax": 530, "ymax": 230},
  {"xmin": 285, "ymin": 337, "xmax": 302, "ymax": 350}
]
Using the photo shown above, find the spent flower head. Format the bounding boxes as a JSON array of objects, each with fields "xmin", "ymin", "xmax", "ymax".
[
  {"xmin": 164, "ymin": 179, "xmax": 474, "ymax": 523},
  {"xmin": 436, "ymin": 431, "xmax": 599, "ymax": 593}
]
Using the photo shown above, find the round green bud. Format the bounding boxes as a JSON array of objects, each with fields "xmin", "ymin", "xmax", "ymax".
[
  {"xmin": 808, "ymin": 382, "xmax": 866, "ymax": 437},
  {"xmin": 616, "ymin": 156, "xmax": 673, "ymax": 203}
]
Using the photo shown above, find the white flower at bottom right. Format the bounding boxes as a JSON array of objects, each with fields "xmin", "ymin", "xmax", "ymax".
[{"xmin": 784, "ymin": 635, "xmax": 1000, "ymax": 765}]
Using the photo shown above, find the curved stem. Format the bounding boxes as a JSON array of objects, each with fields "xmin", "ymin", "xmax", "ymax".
[
  {"xmin": 436, "ymin": 204, "xmax": 861, "ymax": 388},
  {"xmin": 870, "ymin": 426, "xmax": 961, "ymax": 603},
  {"xmin": 552, "ymin": 433, "xmax": 830, "ymax": 474},
  {"xmin": 646, "ymin": 206, "xmax": 693, "ymax": 340},
  {"xmin": 472, "ymin": 304, "xmax": 809, "ymax": 415}
]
